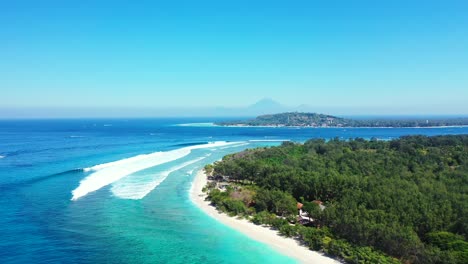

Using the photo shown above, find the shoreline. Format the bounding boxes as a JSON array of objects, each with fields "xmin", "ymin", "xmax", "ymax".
[
  {"xmin": 213, "ymin": 124, "xmax": 468, "ymax": 129},
  {"xmin": 175, "ymin": 122, "xmax": 468, "ymax": 129},
  {"xmin": 190, "ymin": 169, "xmax": 340, "ymax": 264}
]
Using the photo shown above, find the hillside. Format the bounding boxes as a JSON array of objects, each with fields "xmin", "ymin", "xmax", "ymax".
[{"xmin": 217, "ymin": 112, "xmax": 350, "ymax": 127}]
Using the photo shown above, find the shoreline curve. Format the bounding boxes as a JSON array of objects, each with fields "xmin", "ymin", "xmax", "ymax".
[{"xmin": 190, "ymin": 169, "xmax": 340, "ymax": 264}]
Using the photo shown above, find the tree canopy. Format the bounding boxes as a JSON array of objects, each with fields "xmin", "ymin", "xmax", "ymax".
[{"xmin": 211, "ymin": 135, "xmax": 468, "ymax": 263}]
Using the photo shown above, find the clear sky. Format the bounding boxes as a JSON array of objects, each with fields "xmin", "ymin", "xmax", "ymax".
[{"xmin": 1, "ymin": 0, "xmax": 468, "ymax": 116}]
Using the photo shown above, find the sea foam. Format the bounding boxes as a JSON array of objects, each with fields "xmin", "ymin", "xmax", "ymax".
[
  {"xmin": 248, "ymin": 139, "xmax": 291, "ymax": 142},
  {"xmin": 111, "ymin": 154, "xmax": 210, "ymax": 200},
  {"xmin": 71, "ymin": 141, "xmax": 239, "ymax": 201},
  {"xmin": 219, "ymin": 142, "xmax": 249, "ymax": 150},
  {"xmin": 175, "ymin": 123, "xmax": 215, "ymax": 127}
]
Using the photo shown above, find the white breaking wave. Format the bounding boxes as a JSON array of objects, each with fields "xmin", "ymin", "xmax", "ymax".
[
  {"xmin": 175, "ymin": 123, "xmax": 215, "ymax": 127},
  {"xmin": 0, "ymin": 155, "xmax": 4, "ymax": 159},
  {"xmin": 83, "ymin": 154, "xmax": 149, "ymax": 172},
  {"xmin": 219, "ymin": 142, "xmax": 249, "ymax": 149},
  {"xmin": 71, "ymin": 141, "xmax": 239, "ymax": 201},
  {"xmin": 111, "ymin": 155, "xmax": 209, "ymax": 200},
  {"xmin": 248, "ymin": 139, "xmax": 290, "ymax": 142}
]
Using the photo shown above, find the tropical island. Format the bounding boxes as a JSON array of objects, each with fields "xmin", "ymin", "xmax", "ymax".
[
  {"xmin": 215, "ymin": 112, "xmax": 468, "ymax": 128},
  {"xmin": 196, "ymin": 135, "xmax": 467, "ymax": 264}
]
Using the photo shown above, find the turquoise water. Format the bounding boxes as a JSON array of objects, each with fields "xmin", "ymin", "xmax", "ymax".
[{"xmin": 1, "ymin": 118, "xmax": 467, "ymax": 263}]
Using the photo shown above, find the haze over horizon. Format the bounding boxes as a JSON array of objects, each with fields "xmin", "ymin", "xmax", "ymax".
[
  {"xmin": 2, "ymin": 98, "xmax": 468, "ymax": 119},
  {"xmin": 1, "ymin": 1, "xmax": 468, "ymax": 118}
]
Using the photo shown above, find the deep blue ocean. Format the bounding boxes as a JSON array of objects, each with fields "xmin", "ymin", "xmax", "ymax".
[{"xmin": 1, "ymin": 118, "xmax": 467, "ymax": 264}]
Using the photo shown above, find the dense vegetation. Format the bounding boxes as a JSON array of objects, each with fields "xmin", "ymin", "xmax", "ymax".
[
  {"xmin": 206, "ymin": 135, "xmax": 468, "ymax": 263},
  {"xmin": 215, "ymin": 112, "xmax": 468, "ymax": 127}
]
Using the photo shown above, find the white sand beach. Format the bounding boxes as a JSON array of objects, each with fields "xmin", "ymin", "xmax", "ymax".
[{"xmin": 190, "ymin": 169, "xmax": 340, "ymax": 264}]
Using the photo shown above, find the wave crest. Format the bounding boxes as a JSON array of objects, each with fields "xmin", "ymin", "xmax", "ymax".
[
  {"xmin": 111, "ymin": 154, "xmax": 210, "ymax": 200},
  {"xmin": 71, "ymin": 141, "xmax": 240, "ymax": 201}
]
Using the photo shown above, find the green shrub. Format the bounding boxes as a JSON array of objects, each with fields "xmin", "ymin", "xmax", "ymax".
[
  {"xmin": 222, "ymin": 199, "xmax": 247, "ymax": 215},
  {"xmin": 271, "ymin": 217, "xmax": 288, "ymax": 229},
  {"xmin": 251, "ymin": 211, "xmax": 276, "ymax": 225},
  {"xmin": 279, "ymin": 224, "xmax": 297, "ymax": 237}
]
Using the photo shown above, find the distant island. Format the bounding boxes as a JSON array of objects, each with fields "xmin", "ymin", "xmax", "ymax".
[{"xmin": 215, "ymin": 112, "xmax": 468, "ymax": 128}]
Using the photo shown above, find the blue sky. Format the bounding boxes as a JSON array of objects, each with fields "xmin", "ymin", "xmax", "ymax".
[{"xmin": 1, "ymin": 0, "xmax": 467, "ymax": 116}]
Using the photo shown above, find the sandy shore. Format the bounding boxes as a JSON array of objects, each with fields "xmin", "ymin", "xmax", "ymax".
[{"xmin": 190, "ymin": 169, "xmax": 340, "ymax": 264}]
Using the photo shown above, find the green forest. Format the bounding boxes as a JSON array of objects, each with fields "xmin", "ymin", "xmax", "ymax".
[{"xmin": 205, "ymin": 135, "xmax": 468, "ymax": 263}]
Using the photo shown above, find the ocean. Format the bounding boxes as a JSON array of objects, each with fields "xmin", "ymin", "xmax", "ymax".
[{"xmin": 1, "ymin": 118, "xmax": 467, "ymax": 264}]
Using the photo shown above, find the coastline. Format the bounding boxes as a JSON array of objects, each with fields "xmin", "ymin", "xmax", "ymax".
[
  {"xmin": 190, "ymin": 169, "xmax": 340, "ymax": 264},
  {"xmin": 213, "ymin": 124, "xmax": 468, "ymax": 129},
  {"xmin": 174, "ymin": 122, "xmax": 468, "ymax": 129}
]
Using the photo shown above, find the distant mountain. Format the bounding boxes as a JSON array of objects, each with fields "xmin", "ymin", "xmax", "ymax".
[
  {"xmin": 207, "ymin": 98, "xmax": 289, "ymax": 117},
  {"xmin": 215, "ymin": 112, "xmax": 468, "ymax": 127},
  {"xmin": 248, "ymin": 98, "xmax": 284, "ymax": 109}
]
